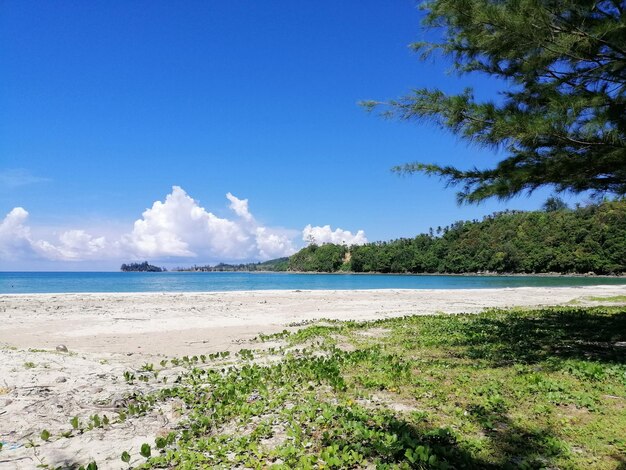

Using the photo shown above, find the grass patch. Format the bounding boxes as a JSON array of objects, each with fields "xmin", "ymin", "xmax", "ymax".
[
  {"xmin": 47, "ymin": 307, "xmax": 626, "ymax": 469},
  {"xmin": 587, "ymin": 295, "xmax": 626, "ymax": 303}
]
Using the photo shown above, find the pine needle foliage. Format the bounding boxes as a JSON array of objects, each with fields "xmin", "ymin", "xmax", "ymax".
[{"xmin": 366, "ymin": 0, "xmax": 626, "ymax": 203}]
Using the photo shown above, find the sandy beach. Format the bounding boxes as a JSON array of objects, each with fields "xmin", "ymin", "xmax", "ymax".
[
  {"xmin": 1, "ymin": 285, "xmax": 625, "ymax": 468},
  {"xmin": 4, "ymin": 286, "xmax": 626, "ymax": 356}
]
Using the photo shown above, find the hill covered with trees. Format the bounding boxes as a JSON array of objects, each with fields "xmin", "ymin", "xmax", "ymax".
[{"xmin": 288, "ymin": 200, "xmax": 626, "ymax": 275}]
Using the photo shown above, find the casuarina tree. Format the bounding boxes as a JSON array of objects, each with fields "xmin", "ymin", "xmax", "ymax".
[{"xmin": 364, "ymin": 0, "xmax": 626, "ymax": 203}]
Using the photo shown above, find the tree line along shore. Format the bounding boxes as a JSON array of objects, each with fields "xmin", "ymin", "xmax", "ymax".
[
  {"xmin": 289, "ymin": 200, "xmax": 626, "ymax": 275},
  {"xmin": 123, "ymin": 199, "xmax": 626, "ymax": 276}
]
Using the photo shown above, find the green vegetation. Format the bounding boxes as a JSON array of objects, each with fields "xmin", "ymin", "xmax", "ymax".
[
  {"xmin": 588, "ymin": 295, "xmax": 626, "ymax": 302},
  {"xmin": 120, "ymin": 262, "xmax": 164, "ymax": 272},
  {"xmin": 175, "ymin": 257, "xmax": 289, "ymax": 272},
  {"xmin": 289, "ymin": 244, "xmax": 349, "ymax": 272},
  {"xmin": 50, "ymin": 306, "xmax": 626, "ymax": 468},
  {"xmin": 289, "ymin": 200, "xmax": 626, "ymax": 274},
  {"xmin": 364, "ymin": 0, "xmax": 626, "ymax": 203}
]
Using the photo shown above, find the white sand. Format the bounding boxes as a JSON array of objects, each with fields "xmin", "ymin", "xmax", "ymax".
[
  {"xmin": 3, "ymin": 286, "xmax": 626, "ymax": 356},
  {"xmin": 1, "ymin": 285, "xmax": 625, "ymax": 468}
]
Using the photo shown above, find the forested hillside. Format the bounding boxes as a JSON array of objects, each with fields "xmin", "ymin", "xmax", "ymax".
[{"xmin": 289, "ymin": 201, "xmax": 626, "ymax": 274}]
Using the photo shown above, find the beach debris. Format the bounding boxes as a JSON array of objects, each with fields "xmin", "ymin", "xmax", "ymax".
[{"xmin": 55, "ymin": 344, "xmax": 69, "ymax": 353}]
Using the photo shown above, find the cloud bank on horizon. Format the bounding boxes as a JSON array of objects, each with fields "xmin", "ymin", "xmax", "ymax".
[{"xmin": 0, "ymin": 186, "xmax": 367, "ymax": 266}]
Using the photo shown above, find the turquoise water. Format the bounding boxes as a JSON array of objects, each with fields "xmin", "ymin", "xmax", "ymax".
[{"xmin": 1, "ymin": 271, "xmax": 626, "ymax": 294}]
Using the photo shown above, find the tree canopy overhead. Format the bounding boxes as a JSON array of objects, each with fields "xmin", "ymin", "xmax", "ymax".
[{"xmin": 366, "ymin": 0, "xmax": 626, "ymax": 203}]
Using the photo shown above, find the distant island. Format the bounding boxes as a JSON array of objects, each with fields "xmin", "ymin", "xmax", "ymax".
[
  {"xmin": 120, "ymin": 261, "xmax": 165, "ymax": 272},
  {"xmin": 174, "ymin": 257, "xmax": 289, "ymax": 272}
]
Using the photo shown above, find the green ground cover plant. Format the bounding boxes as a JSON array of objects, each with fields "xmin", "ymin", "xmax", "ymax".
[
  {"xmin": 587, "ymin": 296, "xmax": 626, "ymax": 303},
  {"xmin": 40, "ymin": 306, "xmax": 626, "ymax": 469}
]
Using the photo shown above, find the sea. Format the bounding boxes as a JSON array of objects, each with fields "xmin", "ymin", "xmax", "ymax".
[{"xmin": 1, "ymin": 271, "xmax": 626, "ymax": 294}]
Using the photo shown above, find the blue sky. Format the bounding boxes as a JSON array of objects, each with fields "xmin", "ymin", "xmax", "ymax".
[{"xmin": 0, "ymin": 1, "xmax": 581, "ymax": 270}]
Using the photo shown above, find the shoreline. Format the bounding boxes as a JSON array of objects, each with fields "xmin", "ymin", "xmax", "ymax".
[
  {"xmin": 2, "ymin": 282, "xmax": 626, "ymax": 297},
  {"xmin": 2, "ymin": 285, "xmax": 626, "ymax": 356},
  {"xmin": 275, "ymin": 271, "xmax": 626, "ymax": 277},
  {"xmin": 3, "ymin": 270, "xmax": 626, "ymax": 277}
]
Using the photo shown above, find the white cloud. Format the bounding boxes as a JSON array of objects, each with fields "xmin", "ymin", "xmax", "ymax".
[
  {"xmin": 302, "ymin": 224, "xmax": 368, "ymax": 246},
  {"xmin": 226, "ymin": 192, "xmax": 254, "ymax": 223},
  {"xmin": 1, "ymin": 186, "xmax": 368, "ymax": 267},
  {"xmin": 0, "ymin": 208, "xmax": 108, "ymax": 261},
  {"xmin": 255, "ymin": 227, "xmax": 295, "ymax": 260},
  {"xmin": 34, "ymin": 230, "xmax": 108, "ymax": 260},
  {"xmin": 0, "ymin": 207, "xmax": 35, "ymax": 259},
  {"xmin": 123, "ymin": 186, "xmax": 296, "ymax": 260}
]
